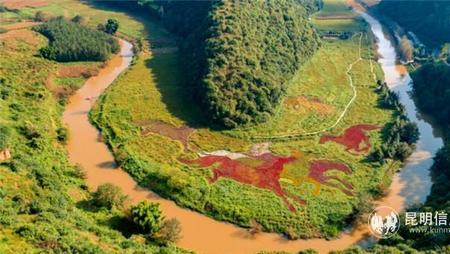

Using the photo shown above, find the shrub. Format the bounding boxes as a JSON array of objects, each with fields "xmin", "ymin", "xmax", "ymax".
[
  {"xmin": 71, "ymin": 15, "xmax": 87, "ymax": 25},
  {"xmin": 92, "ymin": 183, "xmax": 128, "ymax": 209},
  {"xmin": 104, "ymin": 19, "xmax": 119, "ymax": 35},
  {"xmin": 34, "ymin": 11, "xmax": 50, "ymax": 22},
  {"xmin": 56, "ymin": 127, "xmax": 68, "ymax": 144},
  {"xmin": 129, "ymin": 201, "xmax": 164, "ymax": 235},
  {"xmin": 154, "ymin": 218, "xmax": 182, "ymax": 245}
]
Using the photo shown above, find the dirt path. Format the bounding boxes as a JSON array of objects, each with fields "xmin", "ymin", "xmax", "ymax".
[{"xmin": 253, "ymin": 33, "xmax": 366, "ymax": 140}]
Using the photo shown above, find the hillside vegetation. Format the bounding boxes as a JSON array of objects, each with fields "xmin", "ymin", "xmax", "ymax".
[
  {"xmin": 128, "ymin": 0, "xmax": 322, "ymax": 128},
  {"xmin": 377, "ymin": 1, "xmax": 450, "ymax": 47},
  {"xmin": 33, "ymin": 18, "xmax": 119, "ymax": 62},
  {"xmin": 412, "ymin": 63, "xmax": 450, "ymax": 125},
  {"xmin": 0, "ymin": 3, "xmax": 189, "ymax": 253}
]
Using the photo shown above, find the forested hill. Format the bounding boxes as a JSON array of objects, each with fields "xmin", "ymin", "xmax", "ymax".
[
  {"xmin": 108, "ymin": 0, "xmax": 321, "ymax": 128},
  {"xmin": 377, "ymin": 0, "xmax": 450, "ymax": 47}
]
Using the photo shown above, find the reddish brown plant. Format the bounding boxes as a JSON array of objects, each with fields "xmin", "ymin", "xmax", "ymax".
[{"xmin": 319, "ymin": 124, "xmax": 380, "ymax": 154}]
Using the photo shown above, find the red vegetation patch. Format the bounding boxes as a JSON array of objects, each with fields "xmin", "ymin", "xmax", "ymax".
[
  {"xmin": 309, "ymin": 160, "xmax": 353, "ymax": 196},
  {"xmin": 181, "ymin": 153, "xmax": 304, "ymax": 211},
  {"xmin": 320, "ymin": 124, "xmax": 380, "ymax": 154},
  {"xmin": 181, "ymin": 152, "xmax": 354, "ymax": 211},
  {"xmin": 137, "ymin": 120, "xmax": 196, "ymax": 151}
]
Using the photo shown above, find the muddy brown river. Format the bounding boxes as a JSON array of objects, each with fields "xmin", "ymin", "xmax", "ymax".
[{"xmin": 63, "ymin": 11, "xmax": 443, "ymax": 253}]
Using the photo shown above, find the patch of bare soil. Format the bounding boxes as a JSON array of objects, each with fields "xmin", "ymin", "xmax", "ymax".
[
  {"xmin": 136, "ymin": 120, "xmax": 196, "ymax": 151},
  {"xmin": 284, "ymin": 96, "xmax": 335, "ymax": 115},
  {"xmin": 0, "ymin": 29, "xmax": 40, "ymax": 46},
  {"xmin": 57, "ymin": 65, "xmax": 101, "ymax": 79},
  {"xmin": 46, "ymin": 74, "xmax": 76, "ymax": 101},
  {"xmin": 0, "ymin": 149, "xmax": 11, "ymax": 161},
  {"xmin": 2, "ymin": 0, "xmax": 48, "ymax": 9},
  {"xmin": 395, "ymin": 65, "xmax": 407, "ymax": 76},
  {"xmin": 0, "ymin": 21, "xmax": 40, "ymax": 31}
]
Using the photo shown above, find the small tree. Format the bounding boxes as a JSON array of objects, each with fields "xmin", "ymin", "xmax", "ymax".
[
  {"xmin": 130, "ymin": 201, "xmax": 164, "ymax": 235},
  {"xmin": 154, "ymin": 218, "xmax": 182, "ymax": 244},
  {"xmin": 34, "ymin": 11, "xmax": 49, "ymax": 22},
  {"xmin": 92, "ymin": 183, "xmax": 128, "ymax": 209},
  {"xmin": 71, "ymin": 15, "xmax": 87, "ymax": 25},
  {"xmin": 104, "ymin": 19, "xmax": 119, "ymax": 35},
  {"xmin": 97, "ymin": 23, "xmax": 105, "ymax": 32}
]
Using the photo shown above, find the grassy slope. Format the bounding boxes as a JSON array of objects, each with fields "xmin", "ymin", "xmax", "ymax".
[
  {"xmin": 92, "ymin": 0, "xmax": 399, "ymax": 238},
  {"xmin": 0, "ymin": 2, "xmax": 190, "ymax": 253}
]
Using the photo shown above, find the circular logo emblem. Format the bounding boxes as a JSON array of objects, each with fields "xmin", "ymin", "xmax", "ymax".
[{"xmin": 368, "ymin": 206, "xmax": 400, "ymax": 238}]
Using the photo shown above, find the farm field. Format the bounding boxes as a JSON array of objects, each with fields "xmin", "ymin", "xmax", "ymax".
[{"xmin": 91, "ymin": 0, "xmax": 401, "ymax": 238}]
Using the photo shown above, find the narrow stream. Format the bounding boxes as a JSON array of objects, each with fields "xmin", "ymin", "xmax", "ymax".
[{"xmin": 63, "ymin": 11, "xmax": 443, "ymax": 254}]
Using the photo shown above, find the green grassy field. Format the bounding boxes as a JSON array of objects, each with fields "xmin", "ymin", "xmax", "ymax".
[{"xmin": 91, "ymin": 0, "xmax": 400, "ymax": 238}]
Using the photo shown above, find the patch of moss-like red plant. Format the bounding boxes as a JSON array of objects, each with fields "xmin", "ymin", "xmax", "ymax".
[
  {"xmin": 320, "ymin": 124, "xmax": 380, "ymax": 154},
  {"xmin": 181, "ymin": 153, "xmax": 354, "ymax": 211}
]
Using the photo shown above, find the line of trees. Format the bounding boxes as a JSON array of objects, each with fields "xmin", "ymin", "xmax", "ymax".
[
  {"xmin": 33, "ymin": 17, "xmax": 119, "ymax": 62},
  {"xmin": 371, "ymin": 80, "xmax": 419, "ymax": 162}
]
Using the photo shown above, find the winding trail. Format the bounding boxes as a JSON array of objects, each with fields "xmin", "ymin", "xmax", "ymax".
[
  {"xmin": 252, "ymin": 33, "xmax": 366, "ymax": 140},
  {"xmin": 62, "ymin": 10, "xmax": 443, "ymax": 254}
]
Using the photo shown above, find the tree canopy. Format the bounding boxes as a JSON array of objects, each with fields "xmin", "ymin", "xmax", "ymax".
[
  {"xmin": 108, "ymin": 0, "xmax": 321, "ymax": 128},
  {"xmin": 33, "ymin": 18, "xmax": 120, "ymax": 62},
  {"xmin": 377, "ymin": 1, "xmax": 450, "ymax": 47}
]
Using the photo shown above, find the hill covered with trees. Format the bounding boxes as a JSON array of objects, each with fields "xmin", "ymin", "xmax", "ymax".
[
  {"xmin": 376, "ymin": 1, "xmax": 450, "ymax": 47},
  {"xmin": 104, "ymin": 0, "xmax": 321, "ymax": 128},
  {"xmin": 412, "ymin": 63, "xmax": 450, "ymax": 125},
  {"xmin": 33, "ymin": 18, "xmax": 119, "ymax": 62}
]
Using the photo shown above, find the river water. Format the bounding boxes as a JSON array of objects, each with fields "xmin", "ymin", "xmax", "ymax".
[
  {"xmin": 360, "ymin": 12, "xmax": 444, "ymax": 206},
  {"xmin": 63, "ymin": 12, "xmax": 443, "ymax": 254}
]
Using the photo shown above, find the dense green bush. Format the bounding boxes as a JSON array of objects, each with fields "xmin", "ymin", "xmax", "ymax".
[
  {"xmin": 130, "ymin": 201, "xmax": 164, "ymax": 235},
  {"xmin": 33, "ymin": 18, "xmax": 119, "ymax": 62},
  {"xmin": 92, "ymin": 183, "xmax": 128, "ymax": 209}
]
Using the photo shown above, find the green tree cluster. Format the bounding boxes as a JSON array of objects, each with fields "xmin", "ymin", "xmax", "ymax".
[
  {"xmin": 372, "ymin": 80, "xmax": 419, "ymax": 162},
  {"xmin": 377, "ymin": 1, "xmax": 450, "ymax": 47},
  {"xmin": 412, "ymin": 63, "xmax": 450, "ymax": 125},
  {"xmin": 33, "ymin": 17, "xmax": 119, "ymax": 62}
]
